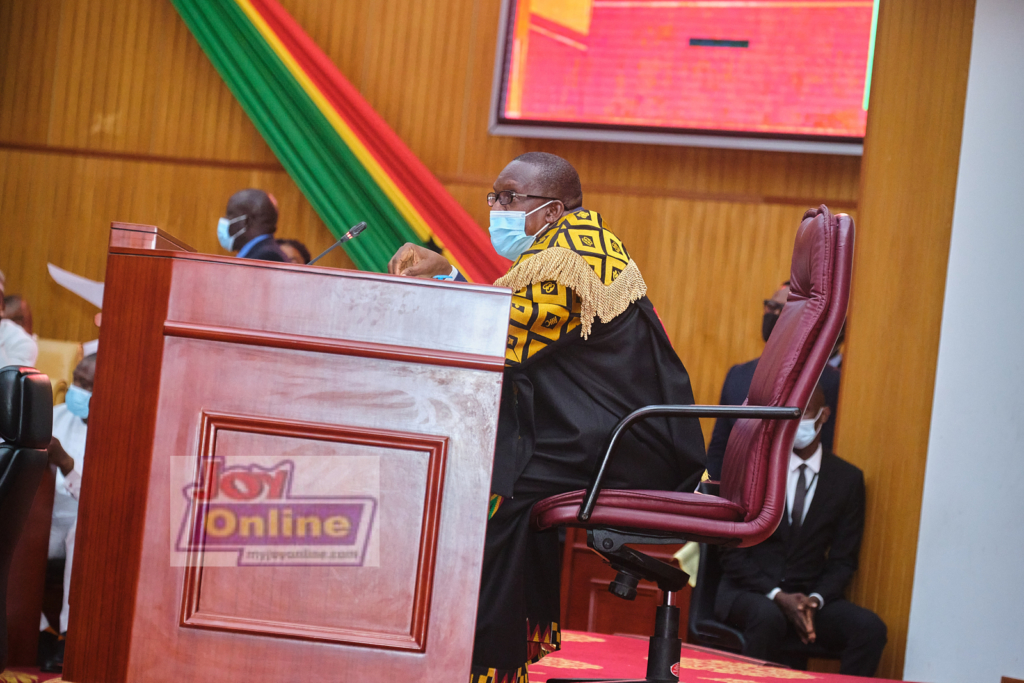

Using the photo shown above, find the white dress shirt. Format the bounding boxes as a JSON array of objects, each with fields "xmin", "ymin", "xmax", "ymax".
[
  {"xmin": 51, "ymin": 404, "xmax": 88, "ymax": 519},
  {"xmin": 0, "ymin": 318, "xmax": 38, "ymax": 367},
  {"xmin": 766, "ymin": 444, "xmax": 825, "ymax": 606}
]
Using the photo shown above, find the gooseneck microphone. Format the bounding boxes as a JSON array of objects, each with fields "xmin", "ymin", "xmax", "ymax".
[{"xmin": 308, "ymin": 222, "xmax": 368, "ymax": 265}]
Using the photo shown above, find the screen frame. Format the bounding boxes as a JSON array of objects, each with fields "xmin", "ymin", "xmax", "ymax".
[{"xmin": 487, "ymin": 0, "xmax": 865, "ymax": 156}]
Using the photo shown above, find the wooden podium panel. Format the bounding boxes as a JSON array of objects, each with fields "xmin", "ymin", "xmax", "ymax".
[{"xmin": 65, "ymin": 224, "xmax": 511, "ymax": 683}]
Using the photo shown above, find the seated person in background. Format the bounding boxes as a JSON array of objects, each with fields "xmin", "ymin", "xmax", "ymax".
[
  {"xmin": 0, "ymin": 271, "xmax": 39, "ymax": 367},
  {"xmin": 706, "ymin": 281, "xmax": 840, "ymax": 480},
  {"xmin": 216, "ymin": 189, "xmax": 289, "ymax": 262},
  {"xmin": 277, "ymin": 238, "xmax": 311, "ymax": 265},
  {"xmin": 3, "ymin": 294, "xmax": 34, "ymax": 336},
  {"xmin": 388, "ymin": 152, "xmax": 706, "ymax": 683},
  {"xmin": 37, "ymin": 353, "xmax": 96, "ymax": 673},
  {"xmin": 716, "ymin": 384, "xmax": 886, "ymax": 676}
]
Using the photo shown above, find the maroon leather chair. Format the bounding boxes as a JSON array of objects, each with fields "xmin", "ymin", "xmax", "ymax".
[{"xmin": 532, "ymin": 206, "xmax": 854, "ymax": 682}]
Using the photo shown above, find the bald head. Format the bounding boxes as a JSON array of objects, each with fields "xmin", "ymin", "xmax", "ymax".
[
  {"xmin": 510, "ymin": 152, "xmax": 583, "ymax": 210},
  {"xmin": 226, "ymin": 189, "xmax": 278, "ymax": 242}
]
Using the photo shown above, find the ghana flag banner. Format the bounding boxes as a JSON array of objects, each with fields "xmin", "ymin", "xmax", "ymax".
[{"xmin": 171, "ymin": 0, "xmax": 507, "ymax": 281}]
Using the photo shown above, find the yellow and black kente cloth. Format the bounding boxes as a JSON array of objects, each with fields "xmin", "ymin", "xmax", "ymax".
[
  {"xmin": 497, "ymin": 208, "xmax": 643, "ymax": 366},
  {"xmin": 471, "ymin": 209, "xmax": 706, "ymax": 683}
]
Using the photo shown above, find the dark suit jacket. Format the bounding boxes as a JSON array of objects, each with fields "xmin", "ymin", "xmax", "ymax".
[
  {"xmin": 706, "ymin": 358, "xmax": 840, "ymax": 480},
  {"xmin": 240, "ymin": 235, "xmax": 288, "ymax": 263},
  {"xmin": 714, "ymin": 451, "xmax": 865, "ymax": 619}
]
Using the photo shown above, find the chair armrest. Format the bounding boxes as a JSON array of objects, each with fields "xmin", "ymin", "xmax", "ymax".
[{"xmin": 577, "ymin": 404, "xmax": 801, "ymax": 522}]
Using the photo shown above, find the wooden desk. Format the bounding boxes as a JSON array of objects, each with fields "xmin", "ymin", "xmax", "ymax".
[{"xmin": 64, "ymin": 224, "xmax": 511, "ymax": 683}]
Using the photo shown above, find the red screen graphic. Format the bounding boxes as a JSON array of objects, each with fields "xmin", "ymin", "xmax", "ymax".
[{"xmin": 502, "ymin": 0, "xmax": 876, "ymax": 139}]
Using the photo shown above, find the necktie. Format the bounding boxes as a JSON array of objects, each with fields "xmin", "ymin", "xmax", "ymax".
[{"xmin": 791, "ymin": 464, "xmax": 808, "ymax": 534}]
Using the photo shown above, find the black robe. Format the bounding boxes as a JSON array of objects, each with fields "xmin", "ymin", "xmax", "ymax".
[{"xmin": 472, "ymin": 295, "xmax": 706, "ymax": 682}]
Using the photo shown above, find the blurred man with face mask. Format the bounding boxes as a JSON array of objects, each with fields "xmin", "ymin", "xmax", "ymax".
[
  {"xmin": 216, "ymin": 189, "xmax": 288, "ymax": 262},
  {"xmin": 705, "ymin": 281, "xmax": 841, "ymax": 480},
  {"xmin": 716, "ymin": 384, "xmax": 887, "ymax": 675},
  {"xmin": 388, "ymin": 152, "xmax": 706, "ymax": 683},
  {"xmin": 38, "ymin": 353, "xmax": 96, "ymax": 673},
  {"xmin": 0, "ymin": 270, "xmax": 39, "ymax": 367}
]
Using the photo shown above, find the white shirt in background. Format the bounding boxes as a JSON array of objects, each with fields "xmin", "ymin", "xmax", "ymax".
[
  {"xmin": 51, "ymin": 404, "xmax": 87, "ymax": 519},
  {"xmin": 0, "ymin": 318, "xmax": 39, "ymax": 367},
  {"xmin": 766, "ymin": 444, "xmax": 825, "ymax": 606}
]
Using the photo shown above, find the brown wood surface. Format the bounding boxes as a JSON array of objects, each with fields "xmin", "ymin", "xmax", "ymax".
[
  {"xmin": 63, "ymin": 251, "xmax": 174, "ymax": 682},
  {"xmin": 64, "ymin": 230, "xmax": 510, "ymax": 683},
  {"xmin": 836, "ymin": 1, "xmax": 976, "ymax": 678},
  {"xmin": 4, "ymin": 464, "xmax": 56, "ymax": 667}
]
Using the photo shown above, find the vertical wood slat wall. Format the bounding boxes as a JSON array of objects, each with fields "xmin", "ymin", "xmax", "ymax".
[
  {"xmin": 840, "ymin": 0, "xmax": 975, "ymax": 678},
  {"xmin": 0, "ymin": 0, "xmax": 859, "ymax": 439},
  {"xmin": 0, "ymin": 1, "xmax": 967, "ymax": 678}
]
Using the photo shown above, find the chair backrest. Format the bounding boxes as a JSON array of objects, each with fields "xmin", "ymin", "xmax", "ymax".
[
  {"xmin": 0, "ymin": 366, "xmax": 53, "ymax": 672},
  {"xmin": 719, "ymin": 206, "xmax": 854, "ymax": 536},
  {"xmin": 0, "ymin": 366, "xmax": 53, "ymax": 449}
]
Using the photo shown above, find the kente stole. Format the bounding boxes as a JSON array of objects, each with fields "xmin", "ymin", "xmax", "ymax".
[{"xmin": 494, "ymin": 209, "xmax": 647, "ymax": 366}]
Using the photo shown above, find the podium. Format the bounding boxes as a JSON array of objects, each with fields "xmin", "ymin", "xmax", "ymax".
[{"xmin": 64, "ymin": 224, "xmax": 511, "ymax": 683}]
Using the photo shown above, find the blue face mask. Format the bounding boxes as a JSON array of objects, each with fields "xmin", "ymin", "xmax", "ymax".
[
  {"xmin": 489, "ymin": 201, "xmax": 556, "ymax": 261},
  {"xmin": 65, "ymin": 385, "xmax": 92, "ymax": 420},
  {"xmin": 217, "ymin": 214, "xmax": 247, "ymax": 251}
]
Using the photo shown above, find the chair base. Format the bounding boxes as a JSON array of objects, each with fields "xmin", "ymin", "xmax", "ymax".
[{"xmin": 549, "ymin": 602, "xmax": 682, "ymax": 683}]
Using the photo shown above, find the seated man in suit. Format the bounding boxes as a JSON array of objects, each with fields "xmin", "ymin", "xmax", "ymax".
[
  {"xmin": 216, "ymin": 189, "xmax": 289, "ymax": 262},
  {"xmin": 388, "ymin": 152, "xmax": 706, "ymax": 683},
  {"xmin": 716, "ymin": 384, "xmax": 887, "ymax": 676},
  {"xmin": 706, "ymin": 281, "xmax": 840, "ymax": 480}
]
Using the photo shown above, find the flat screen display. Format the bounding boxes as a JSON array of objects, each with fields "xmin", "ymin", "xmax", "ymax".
[{"xmin": 491, "ymin": 0, "xmax": 879, "ymax": 152}]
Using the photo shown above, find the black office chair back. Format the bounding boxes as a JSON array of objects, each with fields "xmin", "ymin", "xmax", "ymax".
[{"xmin": 0, "ymin": 365, "xmax": 54, "ymax": 671}]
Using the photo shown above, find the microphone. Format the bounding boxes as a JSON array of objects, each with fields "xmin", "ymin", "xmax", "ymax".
[{"xmin": 308, "ymin": 222, "xmax": 367, "ymax": 265}]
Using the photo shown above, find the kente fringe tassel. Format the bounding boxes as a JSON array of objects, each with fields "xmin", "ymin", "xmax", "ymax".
[{"xmin": 495, "ymin": 247, "xmax": 647, "ymax": 339}]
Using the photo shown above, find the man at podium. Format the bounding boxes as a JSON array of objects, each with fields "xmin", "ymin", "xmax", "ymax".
[{"xmin": 389, "ymin": 152, "xmax": 706, "ymax": 683}]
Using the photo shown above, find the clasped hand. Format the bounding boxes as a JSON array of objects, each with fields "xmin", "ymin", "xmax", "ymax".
[
  {"xmin": 773, "ymin": 591, "xmax": 820, "ymax": 644},
  {"xmin": 387, "ymin": 243, "xmax": 452, "ymax": 278}
]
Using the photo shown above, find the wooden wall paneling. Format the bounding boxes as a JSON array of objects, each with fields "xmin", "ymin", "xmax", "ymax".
[
  {"xmin": 2, "ymin": 0, "xmax": 861, "ymax": 402},
  {"xmin": 835, "ymin": 0, "xmax": 976, "ymax": 679},
  {"xmin": 0, "ymin": 148, "xmax": 356, "ymax": 344},
  {"xmin": 0, "ymin": 0, "xmax": 59, "ymax": 145}
]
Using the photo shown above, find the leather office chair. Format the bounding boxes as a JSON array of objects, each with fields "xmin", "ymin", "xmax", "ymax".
[
  {"xmin": 531, "ymin": 206, "xmax": 854, "ymax": 682},
  {"xmin": 0, "ymin": 366, "xmax": 54, "ymax": 671}
]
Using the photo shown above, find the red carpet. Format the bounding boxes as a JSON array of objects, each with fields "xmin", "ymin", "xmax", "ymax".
[
  {"xmin": 2, "ymin": 633, "xmax": 911, "ymax": 683},
  {"xmin": 529, "ymin": 631, "xmax": 910, "ymax": 683}
]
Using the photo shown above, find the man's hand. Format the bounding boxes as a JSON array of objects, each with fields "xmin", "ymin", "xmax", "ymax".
[
  {"xmin": 46, "ymin": 437, "xmax": 75, "ymax": 477},
  {"xmin": 800, "ymin": 595, "xmax": 820, "ymax": 643},
  {"xmin": 387, "ymin": 243, "xmax": 451, "ymax": 278},
  {"xmin": 773, "ymin": 591, "xmax": 818, "ymax": 643}
]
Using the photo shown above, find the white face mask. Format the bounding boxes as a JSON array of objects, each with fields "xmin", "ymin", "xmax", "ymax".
[{"xmin": 793, "ymin": 408, "xmax": 824, "ymax": 449}]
